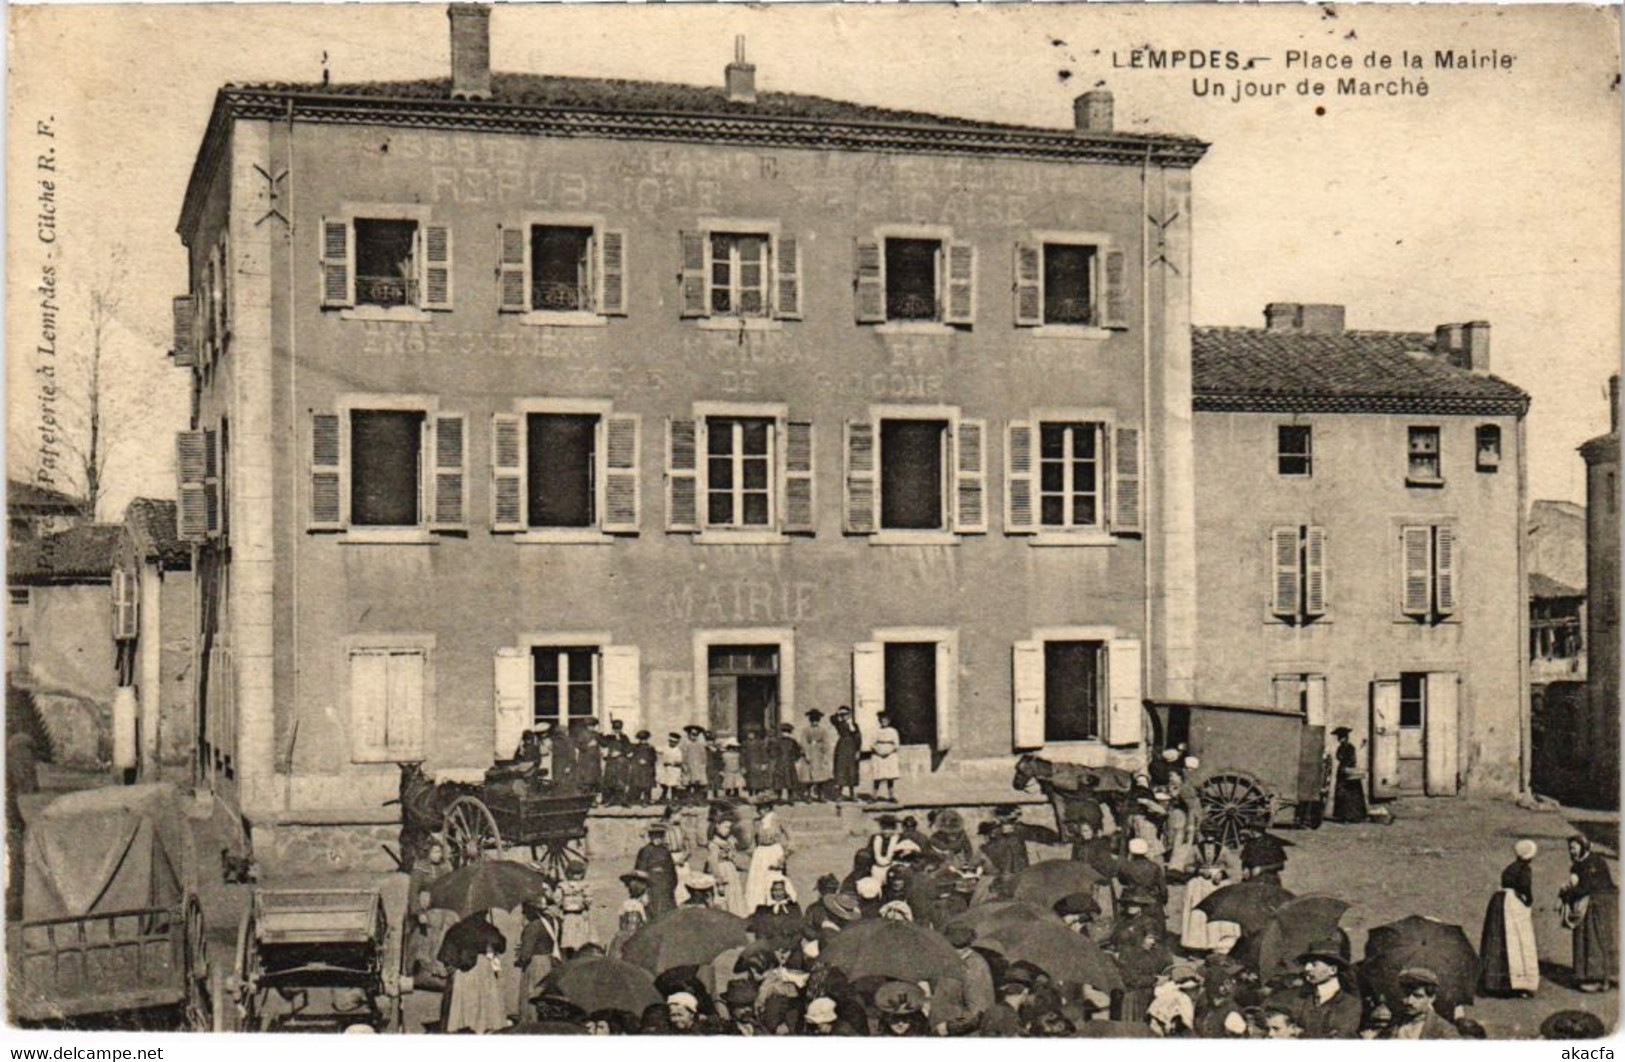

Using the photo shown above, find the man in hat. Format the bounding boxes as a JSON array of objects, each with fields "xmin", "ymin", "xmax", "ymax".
[
  {"xmin": 682, "ymin": 872, "xmax": 717, "ymax": 908},
  {"xmin": 1330, "ymin": 727, "xmax": 1369, "ymax": 823},
  {"xmin": 1380, "ymin": 968, "xmax": 1460, "ymax": 1039},
  {"xmin": 1288, "ymin": 938, "xmax": 1361, "ymax": 1038},
  {"xmin": 572, "ymin": 718, "xmax": 603, "ymax": 800},
  {"xmin": 633, "ymin": 824, "xmax": 678, "ymax": 918},
  {"xmin": 771, "ymin": 721, "xmax": 804, "ymax": 802},
  {"xmin": 818, "ymin": 890, "xmax": 862, "ymax": 931},
  {"xmin": 1119, "ymin": 836, "xmax": 1169, "ymax": 908},
  {"xmin": 601, "ymin": 719, "xmax": 631, "ymax": 805},
  {"xmin": 1241, "ymin": 833, "xmax": 1289, "ymax": 884},
  {"xmin": 629, "ymin": 730, "xmax": 657, "ymax": 805},
  {"xmin": 741, "ymin": 725, "xmax": 773, "ymax": 797},
  {"xmin": 874, "ymin": 980, "xmax": 929, "ymax": 1036},
  {"xmin": 721, "ymin": 978, "xmax": 763, "ymax": 1035},
  {"xmin": 979, "ymin": 965, "xmax": 1035, "ymax": 1036},
  {"xmin": 548, "ymin": 721, "xmax": 578, "ymax": 792},
  {"xmin": 802, "ymin": 710, "xmax": 834, "ymax": 802},
  {"xmin": 681, "ymin": 724, "xmax": 709, "ymax": 802},
  {"xmin": 1149, "ymin": 746, "xmax": 1182, "ymax": 787},
  {"xmin": 618, "ymin": 870, "xmax": 650, "ymax": 925},
  {"xmin": 981, "ymin": 808, "xmax": 1034, "ymax": 876},
  {"xmin": 802, "ymin": 873, "xmax": 842, "ymax": 930},
  {"xmin": 831, "ymin": 705, "xmax": 862, "ymax": 801}
]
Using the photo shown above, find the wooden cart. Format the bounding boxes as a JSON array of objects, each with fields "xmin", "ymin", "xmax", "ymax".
[{"xmin": 442, "ymin": 778, "xmax": 595, "ymax": 877}]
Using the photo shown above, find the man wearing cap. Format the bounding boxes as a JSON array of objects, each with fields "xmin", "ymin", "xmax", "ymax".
[
  {"xmin": 721, "ymin": 978, "xmax": 763, "ymax": 1035},
  {"xmin": 803, "ymin": 710, "xmax": 834, "ymax": 801},
  {"xmin": 633, "ymin": 825, "xmax": 677, "ymax": 918},
  {"xmin": 1119, "ymin": 836, "xmax": 1169, "ymax": 909},
  {"xmin": 572, "ymin": 718, "xmax": 603, "ymax": 800},
  {"xmin": 628, "ymin": 730, "xmax": 656, "ymax": 805},
  {"xmin": 1288, "ymin": 938, "xmax": 1361, "ymax": 1038},
  {"xmin": 1380, "ymin": 968, "xmax": 1460, "ymax": 1039}
]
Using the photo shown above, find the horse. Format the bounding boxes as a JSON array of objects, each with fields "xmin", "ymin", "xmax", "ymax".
[{"xmin": 1012, "ymin": 754, "xmax": 1136, "ymax": 840}]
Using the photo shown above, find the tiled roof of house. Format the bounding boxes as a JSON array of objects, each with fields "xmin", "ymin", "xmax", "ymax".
[
  {"xmin": 125, "ymin": 498, "xmax": 189, "ymax": 569},
  {"xmin": 1580, "ymin": 431, "xmax": 1619, "ymax": 464},
  {"xmin": 7, "ymin": 524, "xmax": 121, "ymax": 585},
  {"xmin": 7, "ymin": 480, "xmax": 83, "ymax": 514},
  {"xmin": 1531, "ymin": 499, "xmax": 1586, "ymax": 523},
  {"xmin": 1530, "ymin": 572, "xmax": 1584, "ymax": 600},
  {"xmin": 1191, "ymin": 327, "xmax": 1530, "ymax": 416}
]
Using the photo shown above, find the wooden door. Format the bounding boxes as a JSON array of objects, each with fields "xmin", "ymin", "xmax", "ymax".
[{"xmin": 1370, "ymin": 680, "xmax": 1401, "ymax": 798}]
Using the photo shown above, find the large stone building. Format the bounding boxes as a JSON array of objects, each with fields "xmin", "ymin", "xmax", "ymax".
[
  {"xmin": 1579, "ymin": 376, "xmax": 1619, "ymax": 805},
  {"xmin": 1191, "ymin": 305, "xmax": 1531, "ymax": 797},
  {"xmin": 171, "ymin": 6, "xmax": 1208, "ymax": 860}
]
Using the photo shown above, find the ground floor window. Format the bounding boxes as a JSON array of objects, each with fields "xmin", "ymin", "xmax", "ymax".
[
  {"xmin": 1044, "ymin": 640, "xmax": 1104, "ymax": 742},
  {"xmin": 1399, "ymin": 671, "xmax": 1426, "ymax": 728},
  {"xmin": 349, "ymin": 646, "xmax": 427, "ymax": 763},
  {"xmin": 708, "ymin": 644, "xmax": 780, "ymax": 739},
  {"xmin": 533, "ymin": 646, "xmax": 598, "ymax": 726}
]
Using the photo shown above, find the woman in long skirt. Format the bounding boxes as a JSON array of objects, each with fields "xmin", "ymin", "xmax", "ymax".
[
  {"xmin": 1330, "ymin": 728, "xmax": 1368, "ymax": 823},
  {"xmin": 1479, "ymin": 839, "xmax": 1539, "ymax": 996},
  {"xmin": 708, "ymin": 818, "xmax": 750, "ymax": 917},
  {"xmin": 745, "ymin": 802, "xmax": 792, "ymax": 912},
  {"xmin": 831, "ymin": 707, "xmax": 862, "ymax": 801},
  {"xmin": 438, "ymin": 911, "xmax": 508, "ymax": 1033},
  {"xmin": 1560, "ymin": 834, "xmax": 1618, "ymax": 992}
]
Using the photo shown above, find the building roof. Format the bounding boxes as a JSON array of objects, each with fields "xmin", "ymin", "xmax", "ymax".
[
  {"xmin": 7, "ymin": 524, "xmax": 121, "ymax": 585},
  {"xmin": 124, "ymin": 498, "xmax": 190, "ymax": 570},
  {"xmin": 7, "ymin": 479, "xmax": 84, "ymax": 515},
  {"xmin": 1580, "ymin": 431, "xmax": 1619, "ymax": 466},
  {"xmin": 1531, "ymin": 499, "xmax": 1586, "ymax": 523},
  {"xmin": 1191, "ymin": 327, "xmax": 1530, "ymax": 416},
  {"xmin": 1530, "ymin": 572, "xmax": 1584, "ymax": 601}
]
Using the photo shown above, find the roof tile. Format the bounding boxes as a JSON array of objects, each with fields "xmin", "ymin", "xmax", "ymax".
[{"xmin": 7, "ymin": 524, "xmax": 121, "ymax": 585}]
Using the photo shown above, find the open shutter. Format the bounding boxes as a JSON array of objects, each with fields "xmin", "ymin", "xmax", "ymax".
[
  {"xmin": 1011, "ymin": 641, "xmax": 1044, "ymax": 749},
  {"xmin": 386, "ymin": 651, "xmax": 426, "ymax": 761},
  {"xmin": 953, "ymin": 418, "xmax": 988, "ymax": 533},
  {"xmin": 1401, "ymin": 525, "xmax": 1432, "ymax": 616},
  {"xmin": 219, "ymin": 231, "xmax": 232, "ymax": 341},
  {"xmin": 493, "ymin": 647, "xmax": 530, "ymax": 760},
  {"xmin": 679, "ymin": 231, "xmax": 709, "ymax": 318},
  {"xmin": 309, "ymin": 413, "xmax": 344, "ymax": 530},
  {"xmin": 176, "ymin": 430, "xmax": 209, "ymax": 540},
  {"xmin": 349, "ymin": 650, "xmax": 389, "ymax": 763},
  {"xmin": 774, "ymin": 235, "xmax": 803, "ymax": 320},
  {"xmin": 1434, "ymin": 526, "xmax": 1457, "ymax": 616},
  {"xmin": 1014, "ymin": 243, "xmax": 1042, "ymax": 326},
  {"xmin": 112, "ymin": 571, "xmax": 138, "ymax": 641},
  {"xmin": 498, "ymin": 224, "xmax": 528, "ymax": 312},
  {"xmin": 781, "ymin": 420, "xmax": 816, "ymax": 534},
  {"xmin": 203, "ymin": 428, "xmax": 221, "ymax": 539},
  {"xmin": 943, "ymin": 241, "xmax": 977, "ymax": 325},
  {"xmin": 1371, "ymin": 679, "xmax": 1401, "ymax": 797},
  {"xmin": 1271, "ymin": 527, "xmax": 1300, "ymax": 618},
  {"xmin": 601, "ymin": 645, "xmax": 642, "ymax": 735},
  {"xmin": 491, "ymin": 413, "xmax": 526, "ymax": 533},
  {"xmin": 1304, "ymin": 525, "xmax": 1328, "ymax": 617},
  {"xmin": 1305, "ymin": 674, "xmax": 1327, "ymax": 728},
  {"xmin": 598, "ymin": 229, "xmax": 628, "ymax": 316},
  {"xmin": 1102, "ymin": 248, "xmax": 1128, "ymax": 329},
  {"xmin": 171, "ymin": 296, "xmax": 198, "ymax": 367},
  {"xmin": 665, "ymin": 418, "xmax": 699, "ymax": 531},
  {"xmin": 602, "ymin": 413, "xmax": 641, "ymax": 533},
  {"xmin": 320, "ymin": 217, "xmax": 353, "ymax": 308},
  {"xmin": 1005, "ymin": 421, "xmax": 1036, "ymax": 533},
  {"xmin": 934, "ymin": 640, "xmax": 957, "ymax": 751},
  {"xmin": 109, "ymin": 570, "xmax": 123, "ymax": 641},
  {"xmin": 854, "ymin": 239, "xmax": 885, "ymax": 323},
  {"xmin": 1424, "ymin": 672, "xmax": 1460, "ymax": 795},
  {"xmin": 852, "ymin": 642, "xmax": 884, "ymax": 752},
  {"xmin": 421, "ymin": 223, "xmax": 452, "ymax": 310},
  {"xmin": 1112, "ymin": 424, "xmax": 1143, "ymax": 534},
  {"xmin": 1106, "ymin": 638, "xmax": 1143, "ymax": 747},
  {"xmin": 844, "ymin": 420, "xmax": 878, "ymax": 534},
  {"xmin": 429, "ymin": 413, "xmax": 468, "ymax": 530}
]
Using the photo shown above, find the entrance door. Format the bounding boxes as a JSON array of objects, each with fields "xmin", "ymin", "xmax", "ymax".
[
  {"xmin": 1396, "ymin": 672, "xmax": 1427, "ymax": 794},
  {"xmin": 1371, "ymin": 679, "xmax": 1401, "ymax": 798},
  {"xmin": 708, "ymin": 645, "xmax": 780, "ymax": 738},
  {"xmin": 883, "ymin": 642, "xmax": 938, "ymax": 747}
]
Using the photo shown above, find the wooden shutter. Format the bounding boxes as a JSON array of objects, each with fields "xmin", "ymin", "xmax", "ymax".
[
  {"xmin": 386, "ymin": 650, "xmax": 426, "ymax": 761},
  {"xmin": 844, "ymin": 420, "xmax": 877, "ymax": 534},
  {"xmin": 1112, "ymin": 424, "xmax": 1143, "ymax": 534},
  {"xmin": 1014, "ymin": 243, "xmax": 1042, "ymax": 326},
  {"xmin": 349, "ymin": 650, "xmax": 390, "ymax": 762},
  {"xmin": 421, "ymin": 223, "xmax": 452, "ymax": 310},
  {"xmin": 1304, "ymin": 526, "xmax": 1328, "ymax": 617},
  {"xmin": 953, "ymin": 417, "xmax": 988, "ymax": 533},
  {"xmin": 1011, "ymin": 641, "xmax": 1045, "ymax": 749},
  {"xmin": 493, "ymin": 647, "xmax": 530, "ymax": 760},
  {"xmin": 602, "ymin": 413, "xmax": 641, "ymax": 533},
  {"xmin": 934, "ymin": 640, "xmax": 957, "ymax": 751},
  {"xmin": 665, "ymin": 417, "xmax": 699, "ymax": 531},
  {"xmin": 1271, "ymin": 526, "xmax": 1300, "ymax": 618},
  {"xmin": 944, "ymin": 241, "xmax": 977, "ymax": 325},
  {"xmin": 601, "ymin": 646, "xmax": 642, "ymax": 735},
  {"xmin": 1106, "ymin": 638, "xmax": 1143, "ymax": 747},
  {"xmin": 1005, "ymin": 421, "xmax": 1036, "ymax": 533},
  {"xmin": 1272, "ymin": 675, "xmax": 1299, "ymax": 714},
  {"xmin": 491, "ymin": 413, "xmax": 526, "ymax": 533},
  {"xmin": 112, "ymin": 570, "xmax": 137, "ymax": 642},
  {"xmin": 782, "ymin": 420, "xmax": 816, "ymax": 534},
  {"xmin": 203, "ymin": 428, "xmax": 221, "ymax": 538},
  {"xmin": 679, "ymin": 231, "xmax": 709, "ymax": 318},
  {"xmin": 177, "ymin": 430, "xmax": 210, "ymax": 540},
  {"xmin": 1371, "ymin": 679, "xmax": 1401, "ymax": 798},
  {"xmin": 1401, "ymin": 525, "xmax": 1432, "ymax": 616},
  {"xmin": 219, "ymin": 231, "xmax": 232, "ymax": 341},
  {"xmin": 1434, "ymin": 526, "xmax": 1457, "ymax": 615},
  {"xmin": 774, "ymin": 235, "xmax": 803, "ymax": 320},
  {"xmin": 1424, "ymin": 672, "xmax": 1460, "ymax": 795},
  {"xmin": 171, "ymin": 296, "xmax": 198, "ymax": 367},
  {"xmin": 1102, "ymin": 248, "xmax": 1128, "ymax": 329},
  {"xmin": 599, "ymin": 229, "xmax": 628, "ymax": 316},
  {"xmin": 498, "ymin": 224, "xmax": 528, "ymax": 312},
  {"xmin": 429, "ymin": 413, "xmax": 467, "ymax": 530},
  {"xmin": 1305, "ymin": 674, "xmax": 1327, "ymax": 728},
  {"xmin": 320, "ymin": 217, "xmax": 353, "ymax": 308},
  {"xmin": 852, "ymin": 642, "xmax": 884, "ymax": 752},
  {"xmin": 854, "ymin": 238, "xmax": 885, "ymax": 323},
  {"xmin": 309, "ymin": 413, "xmax": 344, "ymax": 530}
]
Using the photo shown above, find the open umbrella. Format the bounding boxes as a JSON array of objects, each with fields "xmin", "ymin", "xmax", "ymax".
[
  {"xmin": 621, "ymin": 907, "xmax": 750, "ymax": 975},
  {"xmin": 1363, "ymin": 915, "xmax": 1478, "ymax": 1016},
  {"xmin": 1196, "ymin": 878, "xmax": 1296, "ymax": 936},
  {"xmin": 974, "ymin": 922, "xmax": 1123, "ymax": 991},
  {"xmin": 1233, "ymin": 895, "xmax": 1350, "ymax": 978},
  {"xmin": 427, "ymin": 859, "xmax": 552, "ymax": 918},
  {"xmin": 942, "ymin": 900, "xmax": 1058, "ymax": 939},
  {"xmin": 820, "ymin": 919, "xmax": 966, "ymax": 985},
  {"xmin": 1008, "ymin": 860, "xmax": 1107, "ymax": 911},
  {"xmin": 543, "ymin": 956, "xmax": 662, "ymax": 1018}
]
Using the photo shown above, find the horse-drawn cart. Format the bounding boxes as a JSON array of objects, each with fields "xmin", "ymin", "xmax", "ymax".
[{"xmin": 397, "ymin": 763, "xmax": 595, "ymax": 877}]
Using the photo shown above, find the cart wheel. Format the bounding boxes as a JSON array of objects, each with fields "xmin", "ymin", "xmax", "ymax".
[
  {"xmin": 536, "ymin": 839, "xmax": 584, "ymax": 881},
  {"xmin": 443, "ymin": 796, "xmax": 503, "ymax": 868},
  {"xmin": 183, "ymin": 897, "xmax": 212, "ymax": 1030},
  {"xmin": 234, "ymin": 908, "xmax": 267, "ymax": 1031},
  {"xmin": 1197, "ymin": 770, "xmax": 1275, "ymax": 849}
]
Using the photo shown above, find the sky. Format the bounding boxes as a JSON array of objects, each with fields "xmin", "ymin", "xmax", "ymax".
[{"xmin": 5, "ymin": 2, "xmax": 1619, "ymax": 519}]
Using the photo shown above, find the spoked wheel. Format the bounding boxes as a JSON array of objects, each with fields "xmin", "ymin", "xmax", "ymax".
[
  {"xmin": 1197, "ymin": 770, "xmax": 1275, "ymax": 849},
  {"xmin": 443, "ymin": 796, "xmax": 503, "ymax": 868},
  {"xmin": 183, "ymin": 897, "xmax": 211, "ymax": 1031},
  {"xmin": 534, "ymin": 837, "xmax": 586, "ymax": 880},
  {"xmin": 234, "ymin": 909, "xmax": 273, "ymax": 1032}
]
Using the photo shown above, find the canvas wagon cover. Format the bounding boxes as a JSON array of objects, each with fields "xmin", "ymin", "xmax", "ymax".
[{"xmin": 21, "ymin": 783, "xmax": 195, "ymax": 920}]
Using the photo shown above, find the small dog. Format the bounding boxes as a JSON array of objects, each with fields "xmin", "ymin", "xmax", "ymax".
[{"xmin": 221, "ymin": 847, "xmax": 259, "ymax": 884}]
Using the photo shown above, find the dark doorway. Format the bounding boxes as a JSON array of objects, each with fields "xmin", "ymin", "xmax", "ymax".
[
  {"xmin": 708, "ymin": 645, "xmax": 780, "ymax": 739},
  {"xmin": 884, "ymin": 642, "xmax": 938, "ymax": 747}
]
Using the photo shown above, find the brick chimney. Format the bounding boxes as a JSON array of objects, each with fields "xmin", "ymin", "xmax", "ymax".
[
  {"xmin": 448, "ymin": 4, "xmax": 492, "ymax": 101},
  {"xmin": 1264, "ymin": 303, "xmax": 1345, "ymax": 335},
  {"xmin": 1074, "ymin": 90, "xmax": 1113, "ymax": 134},
  {"xmin": 726, "ymin": 36, "xmax": 756, "ymax": 104},
  {"xmin": 1433, "ymin": 321, "xmax": 1491, "ymax": 373}
]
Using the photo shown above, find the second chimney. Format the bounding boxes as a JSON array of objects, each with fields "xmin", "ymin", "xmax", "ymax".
[
  {"xmin": 1264, "ymin": 302, "xmax": 1345, "ymax": 335},
  {"xmin": 1434, "ymin": 321, "xmax": 1491, "ymax": 373},
  {"xmin": 726, "ymin": 36, "xmax": 756, "ymax": 104},
  {"xmin": 1074, "ymin": 90, "xmax": 1114, "ymax": 134},
  {"xmin": 448, "ymin": 4, "xmax": 491, "ymax": 101}
]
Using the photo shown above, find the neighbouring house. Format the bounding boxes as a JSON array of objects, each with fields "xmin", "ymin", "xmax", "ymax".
[
  {"xmin": 7, "ymin": 480, "xmax": 85, "ymax": 543},
  {"xmin": 1579, "ymin": 375, "xmax": 1619, "ymax": 807},
  {"xmin": 113, "ymin": 499, "xmax": 196, "ymax": 782}
]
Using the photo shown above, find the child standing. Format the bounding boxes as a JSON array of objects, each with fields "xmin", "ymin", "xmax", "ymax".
[
  {"xmin": 558, "ymin": 861, "xmax": 594, "ymax": 954},
  {"xmin": 870, "ymin": 713, "xmax": 901, "ymax": 803},
  {"xmin": 720, "ymin": 739, "xmax": 744, "ymax": 797},
  {"xmin": 658, "ymin": 733, "xmax": 685, "ymax": 803}
]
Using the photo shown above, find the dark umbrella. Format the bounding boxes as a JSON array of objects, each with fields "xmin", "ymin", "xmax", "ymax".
[
  {"xmin": 1196, "ymin": 878, "xmax": 1296, "ymax": 936},
  {"xmin": 1008, "ymin": 860, "xmax": 1107, "ymax": 910},
  {"xmin": 974, "ymin": 922, "xmax": 1123, "ymax": 991},
  {"xmin": 543, "ymin": 956, "xmax": 662, "ymax": 1018},
  {"xmin": 942, "ymin": 900, "xmax": 1058, "ymax": 938},
  {"xmin": 621, "ymin": 907, "xmax": 750, "ymax": 975},
  {"xmin": 427, "ymin": 859, "xmax": 552, "ymax": 918},
  {"xmin": 1363, "ymin": 915, "xmax": 1478, "ymax": 1016},
  {"xmin": 820, "ymin": 918, "xmax": 966, "ymax": 985},
  {"xmin": 1233, "ymin": 895, "xmax": 1350, "ymax": 978}
]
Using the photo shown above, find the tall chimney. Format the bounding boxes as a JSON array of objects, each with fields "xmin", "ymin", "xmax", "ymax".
[
  {"xmin": 1074, "ymin": 90, "xmax": 1114, "ymax": 134},
  {"xmin": 726, "ymin": 36, "xmax": 756, "ymax": 104},
  {"xmin": 448, "ymin": 4, "xmax": 491, "ymax": 101},
  {"xmin": 1461, "ymin": 320, "xmax": 1491, "ymax": 373},
  {"xmin": 1265, "ymin": 302, "xmax": 1301, "ymax": 333}
]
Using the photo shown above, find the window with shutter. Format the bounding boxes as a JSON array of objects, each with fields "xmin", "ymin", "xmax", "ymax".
[
  {"xmin": 879, "ymin": 418, "xmax": 949, "ymax": 531},
  {"xmin": 349, "ymin": 647, "xmax": 427, "ymax": 763},
  {"xmin": 532, "ymin": 225, "xmax": 594, "ymax": 311},
  {"xmin": 679, "ymin": 231, "xmax": 709, "ymax": 318},
  {"xmin": 1005, "ymin": 421, "xmax": 1036, "ymax": 533},
  {"xmin": 350, "ymin": 410, "xmax": 425, "ymax": 527},
  {"xmin": 844, "ymin": 420, "xmax": 877, "ymax": 533},
  {"xmin": 943, "ymin": 242, "xmax": 976, "ymax": 325},
  {"xmin": 177, "ymin": 430, "xmax": 210, "ymax": 540},
  {"xmin": 1035, "ymin": 421, "xmax": 1105, "ymax": 530},
  {"xmin": 493, "ymin": 647, "xmax": 530, "ymax": 758},
  {"xmin": 421, "ymin": 224, "xmax": 452, "ymax": 310},
  {"xmin": 666, "ymin": 418, "xmax": 700, "ymax": 531},
  {"xmin": 1112, "ymin": 424, "xmax": 1142, "ymax": 534},
  {"xmin": 498, "ymin": 225, "xmax": 528, "ymax": 312},
  {"xmin": 953, "ymin": 418, "xmax": 987, "ymax": 533},
  {"xmin": 353, "ymin": 219, "xmax": 419, "ymax": 309},
  {"xmin": 775, "ymin": 235, "xmax": 802, "ymax": 320},
  {"xmin": 1105, "ymin": 637, "xmax": 1143, "ymax": 747},
  {"xmin": 601, "ymin": 645, "xmax": 642, "ymax": 735},
  {"xmin": 852, "ymin": 642, "xmax": 884, "ymax": 752},
  {"xmin": 203, "ymin": 428, "xmax": 221, "ymax": 538},
  {"xmin": 854, "ymin": 239, "xmax": 885, "ymax": 323},
  {"xmin": 1304, "ymin": 526, "xmax": 1328, "ymax": 616},
  {"xmin": 429, "ymin": 413, "xmax": 467, "ymax": 530},
  {"xmin": 705, "ymin": 417, "xmax": 775, "ymax": 529},
  {"xmin": 709, "ymin": 233, "xmax": 771, "ymax": 318},
  {"xmin": 172, "ymin": 296, "xmax": 198, "ymax": 367},
  {"xmin": 1011, "ymin": 641, "xmax": 1045, "ymax": 749},
  {"xmin": 602, "ymin": 413, "xmax": 641, "ymax": 533},
  {"xmin": 782, "ymin": 420, "xmax": 815, "ymax": 534},
  {"xmin": 491, "ymin": 413, "xmax": 526, "ymax": 532},
  {"xmin": 309, "ymin": 413, "xmax": 344, "ymax": 530},
  {"xmin": 1434, "ymin": 525, "xmax": 1457, "ymax": 615},
  {"xmin": 1400, "ymin": 525, "xmax": 1432, "ymax": 616},
  {"xmin": 1271, "ymin": 526, "xmax": 1301, "ymax": 618},
  {"xmin": 1102, "ymin": 249, "xmax": 1129, "ymax": 329},
  {"xmin": 1013, "ymin": 244, "xmax": 1042, "ymax": 326},
  {"xmin": 599, "ymin": 230, "xmax": 628, "ymax": 316}
]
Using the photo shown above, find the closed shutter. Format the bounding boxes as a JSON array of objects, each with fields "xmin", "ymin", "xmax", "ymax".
[
  {"xmin": 1305, "ymin": 674, "xmax": 1327, "ymax": 728},
  {"xmin": 1112, "ymin": 424, "xmax": 1143, "ymax": 534},
  {"xmin": 203, "ymin": 428, "xmax": 221, "ymax": 538},
  {"xmin": 498, "ymin": 224, "xmax": 528, "ymax": 312},
  {"xmin": 1304, "ymin": 526, "xmax": 1328, "ymax": 617},
  {"xmin": 1272, "ymin": 675, "xmax": 1299, "ymax": 714},
  {"xmin": 1434, "ymin": 526, "xmax": 1457, "ymax": 615},
  {"xmin": 1011, "ymin": 641, "xmax": 1045, "ymax": 749},
  {"xmin": 1106, "ymin": 638, "xmax": 1143, "ymax": 747},
  {"xmin": 775, "ymin": 235, "xmax": 803, "ymax": 320},
  {"xmin": 679, "ymin": 231, "xmax": 709, "ymax": 318},
  {"xmin": 944, "ymin": 241, "xmax": 977, "ymax": 325},
  {"xmin": 320, "ymin": 217, "xmax": 353, "ymax": 308},
  {"xmin": 844, "ymin": 420, "xmax": 877, "ymax": 534},
  {"xmin": 602, "ymin": 413, "xmax": 641, "ymax": 533},
  {"xmin": 953, "ymin": 418, "xmax": 988, "ymax": 533},
  {"xmin": 177, "ymin": 430, "xmax": 210, "ymax": 540},
  {"xmin": 112, "ymin": 570, "xmax": 138, "ymax": 641},
  {"xmin": 1014, "ymin": 243, "xmax": 1042, "ymax": 326},
  {"xmin": 854, "ymin": 238, "xmax": 885, "ymax": 323},
  {"xmin": 852, "ymin": 642, "xmax": 884, "ymax": 752},
  {"xmin": 387, "ymin": 650, "xmax": 426, "ymax": 761},
  {"xmin": 491, "ymin": 413, "xmax": 526, "ymax": 532},
  {"xmin": 1424, "ymin": 672, "xmax": 1460, "ymax": 795},
  {"xmin": 601, "ymin": 645, "xmax": 642, "ymax": 735},
  {"xmin": 1005, "ymin": 421, "xmax": 1036, "ymax": 533},
  {"xmin": 429, "ymin": 413, "xmax": 468, "ymax": 530},
  {"xmin": 493, "ymin": 647, "xmax": 531, "ymax": 759},
  {"xmin": 782, "ymin": 420, "xmax": 816, "ymax": 534},
  {"xmin": 421, "ymin": 223, "xmax": 453, "ymax": 310},
  {"xmin": 599, "ymin": 229, "xmax": 628, "ymax": 316},
  {"xmin": 934, "ymin": 640, "xmax": 957, "ymax": 751},
  {"xmin": 172, "ymin": 296, "xmax": 198, "ymax": 367},
  {"xmin": 1401, "ymin": 525, "xmax": 1432, "ymax": 616},
  {"xmin": 349, "ymin": 650, "xmax": 389, "ymax": 762},
  {"xmin": 1102, "ymin": 248, "xmax": 1129, "ymax": 329},
  {"xmin": 309, "ymin": 413, "xmax": 344, "ymax": 530},
  {"xmin": 1271, "ymin": 527, "xmax": 1300, "ymax": 618},
  {"xmin": 665, "ymin": 418, "xmax": 699, "ymax": 531}
]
